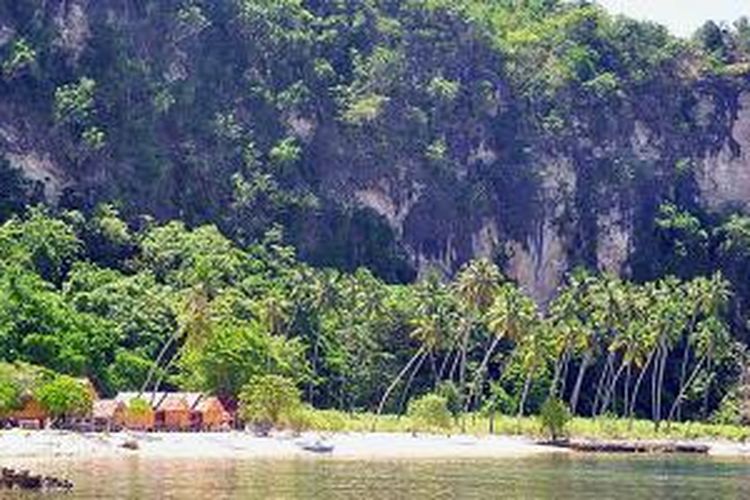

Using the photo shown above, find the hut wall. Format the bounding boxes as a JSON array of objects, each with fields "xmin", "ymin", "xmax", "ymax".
[
  {"xmin": 161, "ymin": 409, "xmax": 191, "ymax": 430},
  {"xmin": 125, "ymin": 409, "xmax": 155, "ymax": 431},
  {"xmin": 10, "ymin": 399, "xmax": 47, "ymax": 424}
]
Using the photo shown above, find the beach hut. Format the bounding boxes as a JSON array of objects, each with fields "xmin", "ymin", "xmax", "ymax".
[
  {"xmin": 194, "ymin": 397, "xmax": 229, "ymax": 431},
  {"xmin": 9, "ymin": 392, "xmax": 48, "ymax": 429},
  {"xmin": 156, "ymin": 394, "xmax": 192, "ymax": 431},
  {"xmin": 92, "ymin": 400, "xmax": 127, "ymax": 432},
  {"xmin": 115, "ymin": 393, "xmax": 158, "ymax": 431}
]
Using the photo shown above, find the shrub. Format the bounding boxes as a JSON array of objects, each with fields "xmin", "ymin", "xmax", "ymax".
[
  {"xmin": 436, "ymin": 381, "xmax": 462, "ymax": 419},
  {"xmin": 36, "ymin": 375, "xmax": 93, "ymax": 421},
  {"xmin": 0, "ymin": 370, "xmax": 21, "ymax": 417},
  {"xmin": 539, "ymin": 397, "xmax": 570, "ymax": 441},
  {"xmin": 239, "ymin": 374, "xmax": 301, "ymax": 432},
  {"xmin": 128, "ymin": 397, "xmax": 151, "ymax": 416},
  {"xmin": 287, "ymin": 404, "xmax": 316, "ymax": 434},
  {"xmin": 407, "ymin": 393, "xmax": 452, "ymax": 432}
]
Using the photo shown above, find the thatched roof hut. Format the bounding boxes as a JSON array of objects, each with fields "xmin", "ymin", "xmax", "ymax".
[
  {"xmin": 156, "ymin": 394, "xmax": 192, "ymax": 431},
  {"xmin": 115, "ymin": 393, "xmax": 156, "ymax": 431},
  {"xmin": 194, "ymin": 397, "xmax": 230, "ymax": 431},
  {"xmin": 9, "ymin": 392, "xmax": 48, "ymax": 428},
  {"xmin": 92, "ymin": 400, "xmax": 126, "ymax": 431}
]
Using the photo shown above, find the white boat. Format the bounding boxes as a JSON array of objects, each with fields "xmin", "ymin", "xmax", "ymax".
[{"xmin": 298, "ymin": 439, "xmax": 334, "ymax": 453}]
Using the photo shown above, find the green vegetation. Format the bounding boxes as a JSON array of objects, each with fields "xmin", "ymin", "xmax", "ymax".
[
  {"xmin": 0, "ymin": 0, "xmax": 747, "ymax": 281},
  {"xmin": 0, "ymin": 207, "xmax": 747, "ymax": 436},
  {"xmin": 407, "ymin": 393, "xmax": 452, "ymax": 432},
  {"xmin": 1, "ymin": 2, "xmax": 750, "ymax": 439},
  {"xmin": 539, "ymin": 397, "xmax": 571, "ymax": 441},
  {"xmin": 239, "ymin": 375, "xmax": 302, "ymax": 432},
  {"xmin": 35, "ymin": 375, "xmax": 94, "ymax": 422},
  {"xmin": 286, "ymin": 410, "xmax": 750, "ymax": 443},
  {"xmin": 127, "ymin": 398, "xmax": 151, "ymax": 417}
]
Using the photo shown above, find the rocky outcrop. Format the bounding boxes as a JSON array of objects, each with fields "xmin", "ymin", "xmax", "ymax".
[
  {"xmin": 596, "ymin": 203, "xmax": 632, "ymax": 276},
  {"xmin": 0, "ymin": 106, "xmax": 69, "ymax": 202},
  {"xmin": 53, "ymin": 0, "xmax": 91, "ymax": 63},
  {"xmin": 697, "ymin": 92, "xmax": 750, "ymax": 211},
  {"xmin": 355, "ymin": 178, "xmax": 424, "ymax": 239}
]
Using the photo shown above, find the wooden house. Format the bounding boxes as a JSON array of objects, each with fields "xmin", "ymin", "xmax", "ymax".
[
  {"xmin": 92, "ymin": 400, "xmax": 127, "ymax": 432},
  {"xmin": 193, "ymin": 397, "xmax": 230, "ymax": 431},
  {"xmin": 115, "ymin": 392, "xmax": 157, "ymax": 431},
  {"xmin": 155, "ymin": 394, "xmax": 194, "ymax": 431},
  {"xmin": 9, "ymin": 392, "xmax": 48, "ymax": 429}
]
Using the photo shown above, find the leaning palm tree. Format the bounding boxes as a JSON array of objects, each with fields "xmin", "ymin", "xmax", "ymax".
[
  {"xmin": 516, "ymin": 320, "xmax": 551, "ymax": 418},
  {"xmin": 467, "ymin": 283, "xmax": 536, "ymax": 409},
  {"xmin": 667, "ymin": 273, "xmax": 731, "ymax": 422},
  {"xmin": 139, "ymin": 279, "xmax": 212, "ymax": 397},
  {"xmin": 453, "ymin": 259, "xmax": 503, "ymax": 398},
  {"xmin": 375, "ymin": 313, "xmax": 443, "ymax": 417}
]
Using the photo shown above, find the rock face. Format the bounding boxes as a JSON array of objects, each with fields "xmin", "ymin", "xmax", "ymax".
[
  {"xmin": 697, "ymin": 92, "xmax": 750, "ymax": 211},
  {"xmin": 53, "ymin": 0, "xmax": 91, "ymax": 63},
  {"xmin": 0, "ymin": 105, "xmax": 69, "ymax": 202},
  {"xmin": 3, "ymin": 1, "xmax": 750, "ymax": 299}
]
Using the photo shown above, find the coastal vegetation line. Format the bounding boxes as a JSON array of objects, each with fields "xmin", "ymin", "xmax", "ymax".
[{"xmin": 1, "ymin": 207, "xmax": 749, "ymax": 442}]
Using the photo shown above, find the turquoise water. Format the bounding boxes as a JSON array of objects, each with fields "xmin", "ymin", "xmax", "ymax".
[{"xmin": 3, "ymin": 455, "xmax": 750, "ymax": 499}]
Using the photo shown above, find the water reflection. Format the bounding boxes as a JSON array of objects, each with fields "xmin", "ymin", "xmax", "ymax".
[{"xmin": 2, "ymin": 455, "xmax": 750, "ymax": 499}]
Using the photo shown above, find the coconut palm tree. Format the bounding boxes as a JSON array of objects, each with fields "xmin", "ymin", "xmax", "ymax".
[
  {"xmin": 516, "ymin": 320, "xmax": 551, "ymax": 418},
  {"xmin": 453, "ymin": 259, "xmax": 502, "ymax": 399},
  {"xmin": 468, "ymin": 283, "xmax": 536, "ymax": 409},
  {"xmin": 667, "ymin": 273, "xmax": 731, "ymax": 422},
  {"xmin": 375, "ymin": 311, "xmax": 444, "ymax": 417}
]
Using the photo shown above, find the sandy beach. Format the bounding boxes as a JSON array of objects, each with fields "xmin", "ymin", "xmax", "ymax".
[
  {"xmin": 1, "ymin": 430, "xmax": 749, "ymax": 460},
  {"xmin": 0, "ymin": 430, "xmax": 565, "ymax": 460}
]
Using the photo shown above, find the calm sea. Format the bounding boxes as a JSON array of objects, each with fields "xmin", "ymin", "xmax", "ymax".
[{"xmin": 2, "ymin": 454, "xmax": 750, "ymax": 499}]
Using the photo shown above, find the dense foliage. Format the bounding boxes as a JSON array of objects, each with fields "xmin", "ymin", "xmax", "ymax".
[
  {"xmin": 1, "ymin": 1, "xmax": 748, "ymax": 283},
  {"xmin": 0, "ymin": 207, "xmax": 747, "ymax": 429},
  {"xmin": 1, "ymin": 1, "xmax": 750, "ymax": 430}
]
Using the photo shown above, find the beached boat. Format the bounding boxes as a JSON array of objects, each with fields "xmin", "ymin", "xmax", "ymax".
[{"xmin": 298, "ymin": 439, "xmax": 334, "ymax": 453}]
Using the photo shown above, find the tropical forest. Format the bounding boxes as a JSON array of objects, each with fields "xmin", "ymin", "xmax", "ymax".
[{"xmin": 2, "ymin": 0, "xmax": 750, "ymax": 439}]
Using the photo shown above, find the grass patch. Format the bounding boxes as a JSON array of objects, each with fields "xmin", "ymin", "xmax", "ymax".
[{"xmin": 303, "ymin": 410, "xmax": 750, "ymax": 442}]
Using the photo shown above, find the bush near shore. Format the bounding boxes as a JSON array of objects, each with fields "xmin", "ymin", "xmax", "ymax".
[{"xmin": 296, "ymin": 410, "xmax": 750, "ymax": 442}]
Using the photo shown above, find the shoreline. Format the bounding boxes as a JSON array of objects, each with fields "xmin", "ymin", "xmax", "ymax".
[{"xmin": 1, "ymin": 430, "xmax": 749, "ymax": 461}]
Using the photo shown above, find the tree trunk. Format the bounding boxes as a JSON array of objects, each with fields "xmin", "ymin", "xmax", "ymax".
[
  {"xmin": 599, "ymin": 359, "xmax": 627, "ymax": 416},
  {"xmin": 623, "ymin": 363, "xmax": 631, "ymax": 418},
  {"xmin": 398, "ymin": 353, "xmax": 428, "ymax": 413},
  {"xmin": 438, "ymin": 350, "xmax": 453, "ymax": 383},
  {"xmin": 550, "ymin": 348, "xmax": 570, "ymax": 398},
  {"xmin": 139, "ymin": 332, "xmax": 179, "ymax": 396},
  {"xmin": 570, "ymin": 353, "xmax": 591, "ymax": 415},
  {"xmin": 559, "ymin": 350, "xmax": 572, "ymax": 398},
  {"xmin": 376, "ymin": 347, "xmax": 425, "ymax": 418},
  {"xmin": 517, "ymin": 372, "xmax": 533, "ymax": 418},
  {"xmin": 429, "ymin": 352, "xmax": 439, "ymax": 387},
  {"xmin": 628, "ymin": 349, "xmax": 656, "ymax": 423},
  {"xmin": 655, "ymin": 343, "xmax": 669, "ymax": 429},
  {"xmin": 676, "ymin": 339, "xmax": 692, "ymax": 422},
  {"xmin": 467, "ymin": 334, "xmax": 504, "ymax": 411},
  {"xmin": 458, "ymin": 323, "xmax": 471, "ymax": 400},
  {"xmin": 667, "ymin": 355, "xmax": 707, "ymax": 423},
  {"xmin": 650, "ymin": 343, "xmax": 661, "ymax": 423},
  {"xmin": 592, "ymin": 352, "xmax": 614, "ymax": 417}
]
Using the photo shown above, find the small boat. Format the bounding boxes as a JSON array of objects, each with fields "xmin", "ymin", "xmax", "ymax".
[{"xmin": 298, "ymin": 439, "xmax": 334, "ymax": 453}]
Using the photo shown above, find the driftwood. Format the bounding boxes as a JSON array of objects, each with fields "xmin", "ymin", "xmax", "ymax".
[
  {"xmin": 540, "ymin": 439, "xmax": 709, "ymax": 454},
  {"xmin": 1, "ymin": 467, "xmax": 73, "ymax": 491}
]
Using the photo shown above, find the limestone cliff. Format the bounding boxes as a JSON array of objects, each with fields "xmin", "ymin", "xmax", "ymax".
[{"xmin": 2, "ymin": 1, "xmax": 750, "ymax": 298}]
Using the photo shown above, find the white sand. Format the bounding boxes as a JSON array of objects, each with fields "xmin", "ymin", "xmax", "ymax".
[
  {"xmin": 0, "ymin": 430, "xmax": 564, "ymax": 460},
  {"xmin": 2, "ymin": 430, "xmax": 748, "ymax": 460}
]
